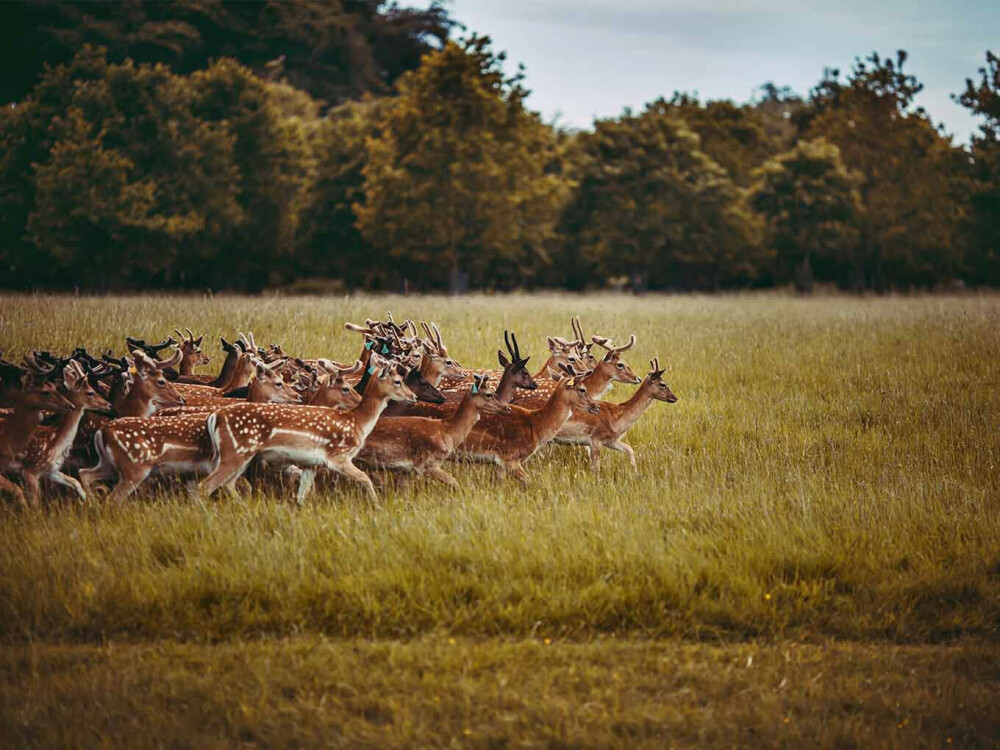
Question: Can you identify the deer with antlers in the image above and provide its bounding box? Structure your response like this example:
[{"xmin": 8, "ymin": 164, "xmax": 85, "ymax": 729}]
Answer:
[
  {"xmin": 554, "ymin": 358, "xmax": 677, "ymax": 469},
  {"xmin": 198, "ymin": 355, "xmax": 417, "ymax": 502},
  {"xmin": 12, "ymin": 361, "xmax": 112, "ymax": 503},
  {"xmin": 356, "ymin": 374, "xmax": 511, "ymax": 487},
  {"xmin": 80, "ymin": 357, "xmax": 307, "ymax": 499},
  {"xmin": 402, "ymin": 330, "xmax": 537, "ymax": 417},
  {"xmin": 456, "ymin": 363, "xmax": 600, "ymax": 484},
  {"xmin": 513, "ymin": 334, "xmax": 640, "ymax": 408}
]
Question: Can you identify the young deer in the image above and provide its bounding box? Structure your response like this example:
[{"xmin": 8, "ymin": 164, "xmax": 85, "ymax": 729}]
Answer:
[
  {"xmin": 0, "ymin": 361, "xmax": 75, "ymax": 504},
  {"xmin": 457, "ymin": 364, "xmax": 600, "ymax": 484},
  {"xmin": 513, "ymin": 335, "xmax": 639, "ymax": 408},
  {"xmin": 198, "ymin": 356, "xmax": 417, "ymax": 502},
  {"xmin": 15, "ymin": 361, "xmax": 111, "ymax": 503},
  {"xmin": 356, "ymin": 374, "xmax": 511, "ymax": 487},
  {"xmin": 554, "ymin": 358, "xmax": 677, "ymax": 469},
  {"xmin": 81, "ymin": 358, "xmax": 304, "ymax": 499}
]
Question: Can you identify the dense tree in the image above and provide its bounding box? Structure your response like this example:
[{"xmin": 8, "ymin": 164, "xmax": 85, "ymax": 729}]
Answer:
[
  {"xmin": 657, "ymin": 94, "xmax": 776, "ymax": 185},
  {"xmin": 356, "ymin": 36, "xmax": 570, "ymax": 290},
  {"xmin": 0, "ymin": 46, "xmax": 317, "ymax": 289},
  {"xmin": 801, "ymin": 51, "xmax": 965, "ymax": 288},
  {"xmin": 0, "ymin": 1, "xmax": 453, "ymax": 107},
  {"xmin": 562, "ymin": 104, "xmax": 760, "ymax": 289},
  {"xmin": 748, "ymin": 139, "xmax": 861, "ymax": 291},
  {"xmin": 956, "ymin": 51, "xmax": 1000, "ymax": 285}
]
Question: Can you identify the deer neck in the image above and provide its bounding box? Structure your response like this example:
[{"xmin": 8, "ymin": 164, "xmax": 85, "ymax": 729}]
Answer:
[
  {"xmin": 208, "ymin": 350, "xmax": 238, "ymax": 388},
  {"xmin": 351, "ymin": 387, "xmax": 392, "ymax": 438},
  {"xmin": 583, "ymin": 363, "xmax": 614, "ymax": 398},
  {"xmin": 495, "ymin": 368, "xmax": 522, "ymax": 403},
  {"xmin": 47, "ymin": 405, "xmax": 87, "ymax": 458},
  {"xmin": 179, "ymin": 354, "xmax": 196, "ymax": 377},
  {"xmin": 443, "ymin": 394, "xmax": 482, "ymax": 443},
  {"xmin": 116, "ymin": 392, "xmax": 156, "ymax": 418},
  {"xmin": 613, "ymin": 387, "xmax": 655, "ymax": 433},
  {"xmin": 529, "ymin": 388, "xmax": 575, "ymax": 445},
  {"xmin": 419, "ymin": 357, "xmax": 445, "ymax": 387}
]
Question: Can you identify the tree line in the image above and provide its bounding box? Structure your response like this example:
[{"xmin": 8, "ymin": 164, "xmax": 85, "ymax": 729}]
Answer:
[{"xmin": 0, "ymin": 2, "xmax": 997, "ymax": 292}]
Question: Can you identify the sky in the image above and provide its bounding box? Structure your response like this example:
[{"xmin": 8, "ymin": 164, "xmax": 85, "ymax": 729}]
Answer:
[{"xmin": 446, "ymin": 0, "xmax": 998, "ymax": 142}]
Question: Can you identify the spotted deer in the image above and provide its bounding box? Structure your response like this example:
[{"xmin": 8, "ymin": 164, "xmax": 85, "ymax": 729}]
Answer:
[
  {"xmin": 356, "ymin": 374, "xmax": 511, "ymax": 487},
  {"xmin": 14, "ymin": 361, "xmax": 111, "ymax": 503},
  {"xmin": 80, "ymin": 358, "xmax": 304, "ymax": 499},
  {"xmin": 0, "ymin": 360, "xmax": 75, "ymax": 505},
  {"xmin": 456, "ymin": 363, "xmax": 601, "ymax": 484},
  {"xmin": 554, "ymin": 358, "xmax": 677, "ymax": 469},
  {"xmin": 198, "ymin": 356, "xmax": 417, "ymax": 502}
]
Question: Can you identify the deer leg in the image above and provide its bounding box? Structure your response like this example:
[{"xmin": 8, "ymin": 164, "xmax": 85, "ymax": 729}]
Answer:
[
  {"xmin": 21, "ymin": 472, "xmax": 42, "ymax": 507},
  {"xmin": 503, "ymin": 461, "xmax": 529, "ymax": 485},
  {"xmin": 107, "ymin": 465, "xmax": 153, "ymax": 501},
  {"xmin": 0, "ymin": 474, "xmax": 27, "ymax": 507},
  {"xmin": 425, "ymin": 464, "xmax": 460, "ymax": 489},
  {"xmin": 295, "ymin": 468, "xmax": 316, "ymax": 504},
  {"xmin": 199, "ymin": 454, "xmax": 252, "ymax": 498},
  {"xmin": 46, "ymin": 471, "xmax": 87, "ymax": 502},
  {"xmin": 588, "ymin": 439, "xmax": 603, "ymax": 471},
  {"xmin": 329, "ymin": 457, "xmax": 377, "ymax": 501},
  {"xmin": 606, "ymin": 440, "xmax": 637, "ymax": 469}
]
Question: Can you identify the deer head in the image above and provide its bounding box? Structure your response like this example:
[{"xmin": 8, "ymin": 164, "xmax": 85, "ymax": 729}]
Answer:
[
  {"xmin": 173, "ymin": 328, "xmax": 210, "ymax": 373},
  {"xmin": 498, "ymin": 330, "xmax": 537, "ymax": 391},
  {"xmin": 419, "ymin": 321, "xmax": 462, "ymax": 384},
  {"xmin": 61, "ymin": 360, "xmax": 112, "ymax": 412},
  {"xmin": 556, "ymin": 363, "xmax": 601, "ymax": 414},
  {"xmin": 468, "ymin": 374, "xmax": 512, "ymax": 415},
  {"xmin": 591, "ymin": 334, "xmax": 641, "ymax": 384},
  {"xmin": 644, "ymin": 358, "xmax": 678, "ymax": 403},
  {"xmin": 247, "ymin": 358, "xmax": 302, "ymax": 404}
]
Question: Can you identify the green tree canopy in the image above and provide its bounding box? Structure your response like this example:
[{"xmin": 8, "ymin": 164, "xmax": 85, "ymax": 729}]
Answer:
[
  {"xmin": 748, "ymin": 139, "xmax": 861, "ymax": 290},
  {"xmin": 356, "ymin": 36, "xmax": 570, "ymax": 290},
  {"xmin": 0, "ymin": 0, "xmax": 454, "ymax": 107},
  {"xmin": 560, "ymin": 103, "xmax": 760, "ymax": 289}
]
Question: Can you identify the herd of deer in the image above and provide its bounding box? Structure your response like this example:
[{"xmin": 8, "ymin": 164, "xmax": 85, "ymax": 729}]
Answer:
[{"xmin": 0, "ymin": 316, "xmax": 677, "ymax": 505}]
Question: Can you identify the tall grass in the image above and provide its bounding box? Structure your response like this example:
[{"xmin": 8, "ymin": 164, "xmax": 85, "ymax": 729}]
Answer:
[{"xmin": 0, "ymin": 293, "xmax": 998, "ymax": 642}]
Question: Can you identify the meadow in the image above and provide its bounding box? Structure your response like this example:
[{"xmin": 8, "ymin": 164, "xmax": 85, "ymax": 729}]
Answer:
[{"xmin": 1, "ymin": 292, "xmax": 998, "ymax": 747}]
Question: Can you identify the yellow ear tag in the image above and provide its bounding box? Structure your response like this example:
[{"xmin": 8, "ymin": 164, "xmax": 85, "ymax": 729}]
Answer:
[{"xmin": 128, "ymin": 366, "xmax": 138, "ymax": 375}]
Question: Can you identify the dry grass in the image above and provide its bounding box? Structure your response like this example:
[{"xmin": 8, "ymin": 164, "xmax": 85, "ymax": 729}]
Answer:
[{"xmin": 1, "ymin": 292, "xmax": 999, "ymax": 745}]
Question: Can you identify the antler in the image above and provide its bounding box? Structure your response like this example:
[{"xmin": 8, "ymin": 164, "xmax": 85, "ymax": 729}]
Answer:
[{"xmin": 572, "ymin": 316, "xmax": 586, "ymax": 344}]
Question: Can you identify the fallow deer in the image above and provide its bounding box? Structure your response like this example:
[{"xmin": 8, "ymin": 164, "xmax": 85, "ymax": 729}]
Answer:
[
  {"xmin": 356, "ymin": 374, "xmax": 511, "ymax": 487},
  {"xmin": 553, "ymin": 358, "xmax": 677, "ymax": 469},
  {"xmin": 0, "ymin": 360, "xmax": 75, "ymax": 505},
  {"xmin": 198, "ymin": 356, "xmax": 417, "ymax": 502},
  {"xmin": 14, "ymin": 361, "xmax": 112, "ymax": 503},
  {"xmin": 80, "ymin": 358, "xmax": 304, "ymax": 499},
  {"xmin": 456, "ymin": 363, "xmax": 600, "ymax": 484}
]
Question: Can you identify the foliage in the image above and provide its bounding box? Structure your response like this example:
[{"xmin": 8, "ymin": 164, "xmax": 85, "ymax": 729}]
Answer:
[
  {"xmin": 800, "ymin": 51, "xmax": 966, "ymax": 289},
  {"xmin": 0, "ymin": 46, "xmax": 317, "ymax": 290},
  {"xmin": 356, "ymin": 36, "xmax": 570, "ymax": 290},
  {"xmin": 748, "ymin": 139, "xmax": 861, "ymax": 290},
  {"xmin": 562, "ymin": 103, "xmax": 760, "ymax": 289},
  {"xmin": 956, "ymin": 51, "xmax": 1000, "ymax": 285},
  {"xmin": 0, "ymin": 0, "xmax": 454, "ymax": 106}
]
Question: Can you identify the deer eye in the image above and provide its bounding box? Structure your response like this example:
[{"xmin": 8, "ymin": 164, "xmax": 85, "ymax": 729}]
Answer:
[
  {"xmin": 394, "ymin": 380, "xmax": 402, "ymax": 386},
  {"xmin": 617, "ymin": 363, "xmax": 624, "ymax": 369},
  {"xmin": 578, "ymin": 387, "xmax": 586, "ymax": 393},
  {"xmin": 275, "ymin": 382, "xmax": 283, "ymax": 388},
  {"xmin": 485, "ymin": 393, "xmax": 493, "ymax": 399},
  {"xmin": 157, "ymin": 379, "xmax": 166, "ymax": 387}
]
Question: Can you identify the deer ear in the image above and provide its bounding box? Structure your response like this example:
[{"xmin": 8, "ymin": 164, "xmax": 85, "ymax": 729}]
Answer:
[
  {"xmin": 497, "ymin": 350, "xmax": 510, "ymax": 367},
  {"xmin": 194, "ymin": 336, "xmax": 203, "ymax": 347},
  {"xmin": 547, "ymin": 337, "xmax": 559, "ymax": 354}
]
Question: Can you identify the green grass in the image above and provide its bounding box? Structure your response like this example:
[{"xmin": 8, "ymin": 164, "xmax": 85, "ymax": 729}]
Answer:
[{"xmin": 1, "ymin": 292, "xmax": 999, "ymax": 745}]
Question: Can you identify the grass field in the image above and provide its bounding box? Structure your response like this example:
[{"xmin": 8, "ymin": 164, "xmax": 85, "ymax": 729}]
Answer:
[{"xmin": 1, "ymin": 292, "xmax": 999, "ymax": 746}]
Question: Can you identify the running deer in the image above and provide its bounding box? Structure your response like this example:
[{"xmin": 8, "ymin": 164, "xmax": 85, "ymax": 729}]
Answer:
[
  {"xmin": 554, "ymin": 358, "xmax": 677, "ymax": 469},
  {"xmin": 457, "ymin": 363, "xmax": 600, "ymax": 484},
  {"xmin": 382, "ymin": 321, "xmax": 463, "ymax": 416},
  {"xmin": 513, "ymin": 335, "xmax": 639, "ymax": 408},
  {"xmin": 15, "ymin": 361, "xmax": 112, "ymax": 503},
  {"xmin": 80, "ymin": 358, "xmax": 306, "ymax": 499},
  {"xmin": 356, "ymin": 374, "xmax": 511, "ymax": 487},
  {"xmin": 401, "ymin": 330, "xmax": 537, "ymax": 417},
  {"xmin": 0, "ymin": 360, "xmax": 74, "ymax": 505},
  {"xmin": 198, "ymin": 356, "xmax": 417, "ymax": 502},
  {"xmin": 171, "ymin": 328, "xmax": 211, "ymax": 379}
]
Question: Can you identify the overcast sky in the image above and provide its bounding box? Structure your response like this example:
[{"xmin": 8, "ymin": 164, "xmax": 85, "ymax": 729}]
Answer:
[{"xmin": 446, "ymin": 0, "xmax": 997, "ymax": 142}]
